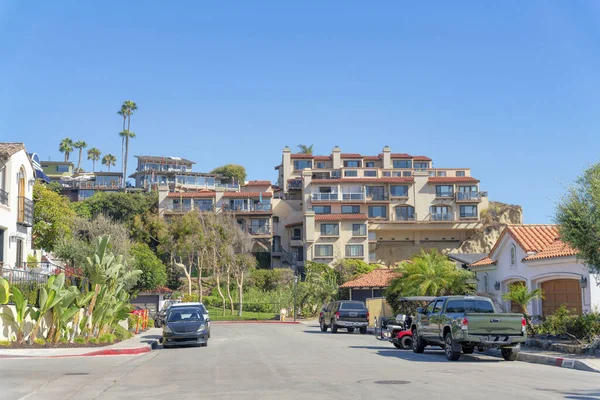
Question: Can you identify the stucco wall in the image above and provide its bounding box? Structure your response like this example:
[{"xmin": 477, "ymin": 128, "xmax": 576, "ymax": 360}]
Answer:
[{"xmin": 0, "ymin": 304, "xmax": 53, "ymax": 341}]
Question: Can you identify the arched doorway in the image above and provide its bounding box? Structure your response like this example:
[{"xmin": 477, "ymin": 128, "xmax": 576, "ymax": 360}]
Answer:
[{"xmin": 541, "ymin": 279, "xmax": 582, "ymax": 316}]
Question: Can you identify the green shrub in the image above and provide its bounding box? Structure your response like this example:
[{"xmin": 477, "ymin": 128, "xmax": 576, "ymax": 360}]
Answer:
[
  {"xmin": 182, "ymin": 293, "xmax": 199, "ymax": 303},
  {"xmin": 0, "ymin": 340, "xmax": 11, "ymax": 347},
  {"xmin": 539, "ymin": 305, "xmax": 571, "ymax": 335},
  {"xmin": 147, "ymin": 318, "xmax": 155, "ymax": 328},
  {"xmin": 88, "ymin": 338, "xmax": 99, "ymax": 344},
  {"xmin": 114, "ymin": 325, "xmax": 132, "ymax": 340},
  {"xmin": 34, "ymin": 338, "xmax": 46, "ymax": 346},
  {"xmin": 538, "ymin": 306, "xmax": 600, "ymax": 341},
  {"xmin": 99, "ymin": 333, "xmax": 116, "ymax": 344},
  {"xmin": 73, "ymin": 337, "xmax": 86, "ymax": 344},
  {"xmin": 127, "ymin": 314, "xmax": 139, "ymax": 331},
  {"xmin": 59, "ymin": 338, "xmax": 68, "ymax": 344}
]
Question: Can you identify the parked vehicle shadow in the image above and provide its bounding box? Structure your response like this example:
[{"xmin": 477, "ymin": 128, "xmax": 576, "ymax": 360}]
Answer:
[
  {"xmin": 302, "ymin": 330, "xmax": 363, "ymax": 335},
  {"xmin": 537, "ymin": 389, "xmax": 600, "ymax": 400},
  {"xmin": 348, "ymin": 346, "xmax": 503, "ymax": 363}
]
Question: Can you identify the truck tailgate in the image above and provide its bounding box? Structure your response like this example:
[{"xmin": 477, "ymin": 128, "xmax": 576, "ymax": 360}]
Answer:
[
  {"xmin": 465, "ymin": 313, "xmax": 523, "ymax": 335},
  {"xmin": 338, "ymin": 310, "xmax": 368, "ymax": 322}
]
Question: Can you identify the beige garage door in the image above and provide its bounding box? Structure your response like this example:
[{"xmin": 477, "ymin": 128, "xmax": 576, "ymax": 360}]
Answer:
[{"xmin": 541, "ymin": 279, "xmax": 581, "ymax": 317}]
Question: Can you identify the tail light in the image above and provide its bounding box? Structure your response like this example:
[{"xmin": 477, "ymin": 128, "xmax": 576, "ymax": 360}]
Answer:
[
  {"xmin": 522, "ymin": 317, "xmax": 527, "ymax": 333},
  {"xmin": 461, "ymin": 317, "xmax": 468, "ymax": 330},
  {"xmin": 335, "ymin": 311, "xmax": 340, "ymax": 320},
  {"xmin": 366, "ymin": 311, "xmax": 370, "ymax": 320}
]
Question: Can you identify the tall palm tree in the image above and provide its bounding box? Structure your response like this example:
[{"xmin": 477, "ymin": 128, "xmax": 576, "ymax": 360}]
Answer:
[
  {"xmin": 121, "ymin": 129, "xmax": 136, "ymax": 188},
  {"xmin": 117, "ymin": 100, "xmax": 138, "ymax": 189},
  {"xmin": 73, "ymin": 141, "xmax": 87, "ymax": 172},
  {"xmin": 298, "ymin": 144, "xmax": 314, "ymax": 154},
  {"xmin": 502, "ymin": 284, "xmax": 544, "ymax": 334},
  {"xmin": 59, "ymin": 138, "xmax": 74, "ymax": 162},
  {"xmin": 87, "ymin": 147, "xmax": 101, "ymax": 172},
  {"xmin": 102, "ymin": 154, "xmax": 117, "ymax": 172}
]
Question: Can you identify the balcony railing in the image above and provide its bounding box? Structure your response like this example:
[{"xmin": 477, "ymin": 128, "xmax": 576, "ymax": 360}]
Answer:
[
  {"xmin": 165, "ymin": 204, "xmax": 193, "ymax": 212},
  {"xmin": 224, "ymin": 203, "xmax": 273, "ymax": 212},
  {"xmin": 342, "ymin": 193, "xmax": 365, "ymax": 201},
  {"xmin": 17, "ymin": 197, "xmax": 33, "ymax": 226},
  {"xmin": 248, "ymin": 225, "xmax": 272, "ymax": 235},
  {"xmin": 288, "ymin": 179, "xmax": 302, "ymax": 190},
  {"xmin": 311, "ymin": 193, "xmax": 339, "ymax": 201},
  {"xmin": 291, "ymin": 235, "xmax": 302, "ymax": 241},
  {"xmin": 62, "ymin": 181, "xmax": 120, "ymax": 189},
  {"xmin": 456, "ymin": 192, "xmax": 482, "ymax": 201},
  {"xmin": 435, "ymin": 192, "xmax": 454, "ymax": 199},
  {"xmin": 430, "ymin": 213, "xmax": 455, "ymax": 221},
  {"xmin": 393, "ymin": 213, "xmax": 417, "ymax": 222},
  {"xmin": 0, "ymin": 189, "xmax": 7, "ymax": 206},
  {"xmin": 459, "ymin": 213, "xmax": 478, "ymax": 219},
  {"xmin": 366, "ymin": 193, "xmax": 389, "ymax": 201}
]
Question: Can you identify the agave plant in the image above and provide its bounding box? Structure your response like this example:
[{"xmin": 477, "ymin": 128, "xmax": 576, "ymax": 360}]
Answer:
[
  {"xmin": 29, "ymin": 273, "xmax": 66, "ymax": 343},
  {"xmin": 0, "ymin": 287, "xmax": 31, "ymax": 344}
]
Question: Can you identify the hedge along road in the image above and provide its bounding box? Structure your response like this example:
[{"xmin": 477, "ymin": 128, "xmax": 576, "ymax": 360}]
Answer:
[{"xmin": 0, "ymin": 323, "xmax": 598, "ymax": 400}]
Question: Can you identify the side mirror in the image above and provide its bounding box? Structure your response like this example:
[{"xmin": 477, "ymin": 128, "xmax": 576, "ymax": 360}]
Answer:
[{"xmin": 416, "ymin": 307, "xmax": 424, "ymax": 314}]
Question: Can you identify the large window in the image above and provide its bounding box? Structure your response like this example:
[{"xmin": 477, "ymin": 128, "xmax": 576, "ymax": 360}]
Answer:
[
  {"xmin": 344, "ymin": 170, "xmax": 358, "ymax": 177},
  {"xmin": 313, "ymin": 205, "xmax": 331, "ymax": 214},
  {"xmin": 366, "ymin": 162, "xmax": 375, "ymax": 168},
  {"xmin": 342, "ymin": 205, "xmax": 360, "ymax": 214},
  {"xmin": 430, "ymin": 206, "xmax": 452, "ymax": 221},
  {"xmin": 437, "ymin": 171, "xmax": 447, "ymax": 177},
  {"xmin": 395, "ymin": 206, "xmax": 415, "ymax": 221},
  {"xmin": 364, "ymin": 170, "xmax": 377, "ymax": 177},
  {"xmin": 345, "ymin": 245, "xmax": 364, "ymax": 257},
  {"xmin": 320, "ymin": 223, "xmax": 339, "ymax": 236},
  {"xmin": 414, "ymin": 162, "xmax": 429, "ymax": 170},
  {"xmin": 194, "ymin": 199, "xmax": 213, "ymax": 211},
  {"xmin": 459, "ymin": 205, "xmax": 477, "ymax": 218},
  {"xmin": 344, "ymin": 160, "xmax": 361, "ymax": 168},
  {"xmin": 78, "ymin": 189, "xmax": 95, "ymax": 200},
  {"xmin": 292, "ymin": 228, "xmax": 302, "ymax": 240},
  {"xmin": 352, "ymin": 224, "xmax": 367, "ymax": 236},
  {"xmin": 293, "ymin": 160, "xmax": 312, "ymax": 170},
  {"xmin": 456, "ymin": 171, "xmax": 466, "ymax": 177},
  {"xmin": 56, "ymin": 165, "xmax": 70, "ymax": 173},
  {"xmin": 316, "ymin": 162, "xmax": 325, "ymax": 169},
  {"xmin": 366, "ymin": 186, "xmax": 385, "ymax": 200},
  {"xmin": 368, "ymin": 205, "xmax": 387, "ymax": 218},
  {"xmin": 390, "ymin": 185, "xmax": 408, "ymax": 197},
  {"xmin": 436, "ymin": 185, "xmax": 454, "ymax": 197},
  {"xmin": 315, "ymin": 245, "xmax": 334, "ymax": 258},
  {"xmin": 393, "ymin": 160, "xmax": 412, "ymax": 169}
]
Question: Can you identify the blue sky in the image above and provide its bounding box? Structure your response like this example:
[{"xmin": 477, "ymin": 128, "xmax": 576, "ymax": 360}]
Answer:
[{"xmin": 1, "ymin": 1, "xmax": 599, "ymax": 223}]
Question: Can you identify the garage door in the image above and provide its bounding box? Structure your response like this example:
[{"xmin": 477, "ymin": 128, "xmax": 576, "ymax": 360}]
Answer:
[
  {"xmin": 541, "ymin": 279, "xmax": 581, "ymax": 316},
  {"xmin": 131, "ymin": 295, "xmax": 159, "ymax": 314}
]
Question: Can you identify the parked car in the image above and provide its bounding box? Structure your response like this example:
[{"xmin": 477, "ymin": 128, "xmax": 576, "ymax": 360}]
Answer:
[
  {"xmin": 168, "ymin": 302, "xmax": 211, "ymax": 338},
  {"xmin": 162, "ymin": 305, "xmax": 209, "ymax": 348},
  {"xmin": 154, "ymin": 299, "xmax": 181, "ymax": 328},
  {"xmin": 411, "ymin": 295, "xmax": 526, "ymax": 361},
  {"xmin": 320, "ymin": 301, "xmax": 369, "ymax": 334}
]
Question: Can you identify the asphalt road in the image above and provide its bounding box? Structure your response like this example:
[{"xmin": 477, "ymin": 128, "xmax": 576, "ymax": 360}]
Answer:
[{"xmin": 1, "ymin": 323, "xmax": 599, "ymax": 400}]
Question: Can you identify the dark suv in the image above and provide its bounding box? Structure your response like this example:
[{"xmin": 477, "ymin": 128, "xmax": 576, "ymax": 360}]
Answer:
[{"xmin": 319, "ymin": 301, "xmax": 369, "ymax": 334}]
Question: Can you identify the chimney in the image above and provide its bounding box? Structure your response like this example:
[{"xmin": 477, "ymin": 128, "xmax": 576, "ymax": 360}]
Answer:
[
  {"xmin": 282, "ymin": 146, "xmax": 291, "ymax": 192},
  {"xmin": 332, "ymin": 145, "xmax": 341, "ymax": 169},
  {"xmin": 382, "ymin": 145, "xmax": 391, "ymax": 169},
  {"xmin": 157, "ymin": 185, "xmax": 169, "ymax": 217}
]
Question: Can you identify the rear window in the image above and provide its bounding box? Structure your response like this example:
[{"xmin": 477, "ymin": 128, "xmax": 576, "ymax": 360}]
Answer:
[
  {"xmin": 340, "ymin": 302, "xmax": 366, "ymax": 310},
  {"xmin": 167, "ymin": 308, "xmax": 204, "ymax": 322},
  {"xmin": 445, "ymin": 299, "xmax": 495, "ymax": 313}
]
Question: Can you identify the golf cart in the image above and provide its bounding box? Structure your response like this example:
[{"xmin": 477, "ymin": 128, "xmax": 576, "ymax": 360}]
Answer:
[{"xmin": 374, "ymin": 296, "xmax": 434, "ymax": 349}]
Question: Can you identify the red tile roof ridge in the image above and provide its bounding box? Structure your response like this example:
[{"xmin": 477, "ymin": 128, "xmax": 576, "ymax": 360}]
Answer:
[{"xmin": 340, "ymin": 268, "xmax": 400, "ymax": 288}]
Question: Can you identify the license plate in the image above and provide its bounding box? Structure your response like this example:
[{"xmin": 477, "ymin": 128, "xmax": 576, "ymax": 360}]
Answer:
[{"xmin": 349, "ymin": 312, "xmax": 358, "ymax": 317}]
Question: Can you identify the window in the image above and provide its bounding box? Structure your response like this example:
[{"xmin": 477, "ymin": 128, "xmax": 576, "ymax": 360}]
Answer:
[
  {"xmin": 382, "ymin": 171, "xmax": 391, "ymax": 177},
  {"xmin": 293, "ymin": 160, "xmax": 312, "ymax": 170},
  {"xmin": 437, "ymin": 171, "xmax": 447, "ymax": 177},
  {"xmin": 78, "ymin": 189, "xmax": 95, "ymax": 200},
  {"xmin": 342, "ymin": 205, "xmax": 360, "ymax": 214},
  {"xmin": 445, "ymin": 300, "xmax": 495, "ymax": 313},
  {"xmin": 320, "ymin": 224, "xmax": 339, "ymax": 236},
  {"xmin": 292, "ymin": 228, "xmax": 302, "ymax": 240},
  {"xmin": 393, "ymin": 160, "xmax": 412, "ymax": 169},
  {"xmin": 368, "ymin": 205, "xmax": 387, "ymax": 218},
  {"xmin": 273, "ymin": 216, "xmax": 279, "ymax": 223},
  {"xmin": 458, "ymin": 185, "xmax": 477, "ymax": 193},
  {"xmin": 425, "ymin": 301, "xmax": 435, "ymax": 314},
  {"xmin": 392, "ymin": 171, "xmax": 402, "ymax": 177},
  {"xmin": 403, "ymin": 171, "xmax": 412, "ymax": 177},
  {"xmin": 366, "ymin": 162, "xmax": 375, "ymax": 168},
  {"xmin": 414, "ymin": 162, "xmax": 429, "ymax": 170},
  {"xmin": 344, "ymin": 170, "xmax": 358, "ymax": 177},
  {"xmin": 460, "ymin": 205, "xmax": 477, "ymax": 218},
  {"xmin": 340, "ymin": 302, "xmax": 366, "ymax": 310},
  {"xmin": 430, "ymin": 206, "xmax": 451, "ymax": 221},
  {"xmin": 364, "ymin": 170, "xmax": 377, "ymax": 177},
  {"xmin": 395, "ymin": 206, "xmax": 415, "ymax": 221},
  {"xmin": 510, "ymin": 244, "xmax": 516, "ymax": 266},
  {"xmin": 436, "ymin": 185, "xmax": 454, "ymax": 197},
  {"xmin": 390, "ymin": 185, "xmax": 408, "ymax": 197},
  {"xmin": 366, "ymin": 186, "xmax": 385, "ymax": 200},
  {"xmin": 456, "ymin": 171, "xmax": 466, "ymax": 177},
  {"xmin": 345, "ymin": 245, "xmax": 364, "ymax": 257},
  {"xmin": 315, "ymin": 245, "xmax": 334, "ymax": 257},
  {"xmin": 194, "ymin": 199, "xmax": 213, "ymax": 211},
  {"xmin": 316, "ymin": 162, "xmax": 325, "ymax": 169},
  {"xmin": 352, "ymin": 224, "xmax": 367, "ymax": 236},
  {"xmin": 313, "ymin": 205, "xmax": 331, "ymax": 214},
  {"xmin": 56, "ymin": 165, "xmax": 70, "ymax": 173},
  {"xmin": 433, "ymin": 300, "xmax": 444, "ymax": 313},
  {"xmin": 344, "ymin": 160, "xmax": 361, "ymax": 168}
]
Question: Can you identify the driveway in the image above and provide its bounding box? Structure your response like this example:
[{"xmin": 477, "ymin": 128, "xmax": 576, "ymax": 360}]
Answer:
[{"xmin": 0, "ymin": 323, "xmax": 598, "ymax": 399}]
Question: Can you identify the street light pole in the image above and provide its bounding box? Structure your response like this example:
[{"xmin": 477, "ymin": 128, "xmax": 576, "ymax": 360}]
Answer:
[{"xmin": 293, "ymin": 274, "xmax": 298, "ymax": 322}]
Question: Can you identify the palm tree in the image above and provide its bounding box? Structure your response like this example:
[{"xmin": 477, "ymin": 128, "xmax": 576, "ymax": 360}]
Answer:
[
  {"xmin": 59, "ymin": 138, "xmax": 74, "ymax": 162},
  {"xmin": 73, "ymin": 141, "xmax": 87, "ymax": 172},
  {"xmin": 502, "ymin": 284, "xmax": 544, "ymax": 334},
  {"xmin": 102, "ymin": 154, "xmax": 117, "ymax": 172},
  {"xmin": 298, "ymin": 144, "xmax": 314, "ymax": 154},
  {"xmin": 120, "ymin": 129, "xmax": 136, "ymax": 188},
  {"xmin": 87, "ymin": 148, "xmax": 101, "ymax": 172},
  {"xmin": 117, "ymin": 100, "xmax": 138, "ymax": 189}
]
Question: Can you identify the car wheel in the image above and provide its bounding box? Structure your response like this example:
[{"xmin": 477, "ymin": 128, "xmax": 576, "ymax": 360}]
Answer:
[
  {"xmin": 359, "ymin": 327, "xmax": 367, "ymax": 335},
  {"xmin": 347, "ymin": 328, "xmax": 355, "ymax": 333},
  {"xmin": 331, "ymin": 320, "xmax": 338, "ymax": 333},
  {"xmin": 393, "ymin": 342, "xmax": 403, "ymax": 349},
  {"xmin": 462, "ymin": 346, "xmax": 475, "ymax": 354},
  {"xmin": 320, "ymin": 319, "xmax": 328, "ymax": 332},
  {"xmin": 163, "ymin": 344, "xmax": 170, "ymax": 349},
  {"xmin": 208, "ymin": 329, "xmax": 211, "ymax": 338},
  {"xmin": 400, "ymin": 335, "xmax": 413, "ymax": 350},
  {"xmin": 201, "ymin": 343, "xmax": 208, "ymax": 348},
  {"xmin": 444, "ymin": 333, "xmax": 461, "ymax": 361},
  {"xmin": 412, "ymin": 330, "xmax": 425, "ymax": 353},
  {"xmin": 501, "ymin": 348, "xmax": 518, "ymax": 361}
]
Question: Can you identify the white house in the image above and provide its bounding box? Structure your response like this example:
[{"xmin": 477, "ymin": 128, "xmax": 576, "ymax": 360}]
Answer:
[
  {"xmin": 0, "ymin": 143, "xmax": 34, "ymax": 270},
  {"xmin": 469, "ymin": 225, "xmax": 600, "ymax": 317}
]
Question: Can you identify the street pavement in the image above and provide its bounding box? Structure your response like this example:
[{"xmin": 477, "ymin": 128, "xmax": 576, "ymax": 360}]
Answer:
[{"xmin": 1, "ymin": 323, "xmax": 599, "ymax": 400}]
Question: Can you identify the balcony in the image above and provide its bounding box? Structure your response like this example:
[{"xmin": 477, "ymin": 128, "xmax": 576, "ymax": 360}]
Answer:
[
  {"xmin": 435, "ymin": 192, "xmax": 454, "ymax": 199},
  {"xmin": 17, "ymin": 197, "xmax": 33, "ymax": 226},
  {"xmin": 429, "ymin": 213, "xmax": 455, "ymax": 222},
  {"xmin": 392, "ymin": 213, "xmax": 417, "ymax": 222},
  {"xmin": 288, "ymin": 179, "xmax": 302, "ymax": 190},
  {"xmin": 311, "ymin": 193, "xmax": 339, "ymax": 201},
  {"xmin": 248, "ymin": 224, "xmax": 272, "ymax": 236},
  {"xmin": 62, "ymin": 181, "xmax": 120, "ymax": 189},
  {"xmin": 224, "ymin": 203, "xmax": 273, "ymax": 213},
  {"xmin": 456, "ymin": 192, "xmax": 482, "ymax": 202},
  {"xmin": 342, "ymin": 193, "xmax": 365, "ymax": 201},
  {"xmin": 459, "ymin": 212, "xmax": 479, "ymax": 220},
  {"xmin": 164, "ymin": 204, "xmax": 193, "ymax": 213},
  {"xmin": 366, "ymin": 193, "xmax": 389, "ymax": 201},
  {"xmin": 0, "ymin": 189, "xmax": 7, "ymax": 206}
]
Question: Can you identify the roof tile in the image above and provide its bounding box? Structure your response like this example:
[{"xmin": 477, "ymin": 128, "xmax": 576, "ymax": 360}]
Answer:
[
  {"xmin": 506, "ymin": 225, "xmax": 560, "ymax": 253},
  {"xmin": 340, "ymin": 269, "xmax": 399, "ymax": 288},
  {"xmin": 523, "ymin": 240, "xmax": 577, "ymax": 261},
  {"xmin": 340, "ymin": 153, "xmax": 362, "ymax": 158},
  {"xmin": 469, "ymin": 257, "xmax": 496, "ymax": 267},
  {"xmin": 243, "ymin": 180, "xmax": 272, "ymax": 186},
  {"xmin": 167, "ymin": 190, "xmax": 216, "ymax": 199},
  {"xmin": 222, "ymin": 192, "xmax": 273, "ymax": 198},
  {"xmin": 0, "ymin": 143, "xmax": 25, "ymax": 160},
  {"xmin": 428, "ymin": 177, "xmax": 480, "ymax": 183}
]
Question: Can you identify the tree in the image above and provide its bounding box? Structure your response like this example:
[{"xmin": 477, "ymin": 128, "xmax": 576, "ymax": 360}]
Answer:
[
  {"xmin": 556, "ymin": 163, "xmax": 600, "ymax": 274},
  {"xmin": 119, "ymin": 130, "xmax": 136, "ymax": 187},
  {"xmin": 118, "ymin": 100, "xmax": 138, "ymax": 189},
  {"xmin": 59, "ymin": 137, "xmax": 74, "ymax": 162},
  {"xmin": 32, "ymin": 182, "xmax": 75, "ymax": 251},
  {"xmin": 332, "ymin": 259, "xmax": 376, "ymax": 286},
  {"xmin": 102, "ymin": 154, "xmax": 117, "ymax": 172},
  {"xmin": 385, "ymin": 249, "xmax": 475, "ymax": 297},
  {"xmin": 297, "ymin": 144, "xmax": 314, "ymax": 154},
  {"xmin": 210, "ymin": 164, "xmax": 247, "ymax": 184},
  {"xmin": 502, "ymin": 284, "xmax": 543, "ymax": 334},
  {"xmin": 84, "ymin": 191, "xmax": 157, "ymax": 223},
  {"xmin": 232, "ymin": 225, "xmax": 257, "ymax": 316},
  {"xmin": 131, "ymin": 242, "xmax": 167, "ymax": 292},
  {"xmin": 73, "ymin": 141, "xmax": 87, "ymax": 171},
  {"xmin": 87, "ymin": 147, "xmax": 101, "ymax": 172}
]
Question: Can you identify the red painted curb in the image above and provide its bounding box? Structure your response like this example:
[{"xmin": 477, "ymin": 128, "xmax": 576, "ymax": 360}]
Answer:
[
  {"xmin": 0, "ymin": 345, "xmax": 152, "ymax": 359},
  {"xmin": 212, "ymin": 321, "xmax": 301, "ymax": 325}
]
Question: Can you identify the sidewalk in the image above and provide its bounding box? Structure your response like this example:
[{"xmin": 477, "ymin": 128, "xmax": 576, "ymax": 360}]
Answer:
[
  {"xmin": 485, "ymin": 346, "xmax": 600, "ymax": 374},
  {"xmin": 0, "ymin": 328, "xmax": 162, "ymax": 359}
]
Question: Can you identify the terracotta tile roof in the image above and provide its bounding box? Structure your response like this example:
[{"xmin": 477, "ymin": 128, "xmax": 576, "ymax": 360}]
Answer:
[
  {"xmin": 314, "ymin": 156, "xmax": 331, "ymax": 161},
  {"xmin": 470, "ymin": 257, "xmax": 496, "ymax": 267},
  {"xmin": 290, "ymin": 154, "xmax": 314, "ymax": 159},
  {"xmin": 428, "ymin": 177, "xmax": 480, "ymax": 183},
  {"xmin": 505, "ymin": 225, "xmax": 560, "ymax": 253},
  {"xmin": 340, "ymin": 153, "xmax": 362, "ymax": 158},
  {"xmin": 243, "ymin": 180, "xmax": 272, "ymax": 186},
  {"xmin": 523, "ymin": 240, "xmax": 577, "ymax": 261},
  {"xmin": 413, "ymin": 155, "xmax": 432, "ymax": 161},
  {"xmin": 0, "ymin": 143, "xmax": 25, "ymax": 159},
  {"xmin": 167, "ymin": 190, "xmax": 216, "ymax": 198},
  {"xmin": 314, "ymin": 213, "xmax": 368, "ymax": 221},
  {"xmin": 390, "ymin": 153, "xmax": 412, "ymax": 158},
  {"xmin": 364, "ymin": 155, "xmax": 381, "ymax": 161},
  {"xmin": 312, "ymin": 177, "xmax": 414, "ymax": 184},
  {"xmin": 285, "ymin": 221, "xmax": 303, "ymax": 228},
  {"xmin": 340, "ymin": 268, "xmax": 399, "ymax": 288},
  {"xmin": 222, "ymin": 192, "xmax": 273, "ymax": 198}
]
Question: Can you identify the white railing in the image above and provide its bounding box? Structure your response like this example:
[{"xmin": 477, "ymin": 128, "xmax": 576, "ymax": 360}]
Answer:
[
  {"xmin": 456, "ymin": 192, "xmax": 481, "ymax": 201},
  {"xmin": 311, "ymin": 193, "xmax": 339, "ymax": 201},
  {"xmin": 342, "ymin": 193, "xmax": 365, "ymax": 201}
]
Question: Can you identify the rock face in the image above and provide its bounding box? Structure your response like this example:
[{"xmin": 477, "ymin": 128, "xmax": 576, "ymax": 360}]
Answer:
[{"xmin": 450, "ymin": 201, "xmax": 523, "ymax": 254}]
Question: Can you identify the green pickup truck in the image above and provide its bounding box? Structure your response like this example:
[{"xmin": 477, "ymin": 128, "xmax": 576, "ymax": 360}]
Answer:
[{"xmin": 411, "ymin": 295, "xmax": 526, "ymax": 361}]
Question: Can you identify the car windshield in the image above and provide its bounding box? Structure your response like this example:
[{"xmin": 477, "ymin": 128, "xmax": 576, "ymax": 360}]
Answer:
[
  {"xmin": 340, "ymin": 302, "xmax": 366, "ymax": 310},
  {"xmin": 445, "ymin": 299, "xmax": 495, "ymax": 313},
  {"xmin": 167, "ymin": 308, "xmax": 204, "ymax": 322}
]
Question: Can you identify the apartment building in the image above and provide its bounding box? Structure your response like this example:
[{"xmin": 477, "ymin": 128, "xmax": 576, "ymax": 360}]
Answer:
[
  {"xmin": 274, "ymin": 146, "xmax": 489, "ymax": 268},
  {"xmin": 60, "ymin": 171, "xmax": 123, "ymax": 202},
  {"xmin": 40, "ymin": 160, "xmax": 74, "ymax": 182},
  {"xmin": 0, "ymin": 143, "xmax": 34, "ymax": 270}
]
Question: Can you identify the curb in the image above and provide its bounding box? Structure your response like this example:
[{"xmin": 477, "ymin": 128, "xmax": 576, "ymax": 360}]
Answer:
[
  {"xmin": 212, "ymin": 320, "xmax": 300, "ymax": 325},
  {"xmin": 0, "ymin": 341, "xmax": 158, "ymax": 359},
  {"xmin": 486, "ymin": 349, "xmax": 600, "ymax": 373}
]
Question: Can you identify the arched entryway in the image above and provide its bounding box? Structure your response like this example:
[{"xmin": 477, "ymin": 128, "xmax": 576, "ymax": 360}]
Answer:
[{"xmin": 541, "ymin": 279, "xmax": 582, "ymax": 316}]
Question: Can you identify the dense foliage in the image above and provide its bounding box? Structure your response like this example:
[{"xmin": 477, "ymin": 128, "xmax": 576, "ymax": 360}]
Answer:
[
  {"xmin": 210, "ymin": 164, "xmax": 247, "ymax": 184},
  {"xmin": 130, "ymin": 242, "xmax": 167, "ymax": 292},
  {"xmin": 537, "ymin": 306, "xmax": 600, "ymax": 341},
  {"xmin": 32, "ymin": 182, "xmax": 76, "ymax": 251},
  {"xmin": 83, "ymin": 191, "xmax": 157, "ymax": 223}
]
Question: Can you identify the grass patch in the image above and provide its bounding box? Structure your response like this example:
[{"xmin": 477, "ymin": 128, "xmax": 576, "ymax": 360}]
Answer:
[
  {"xmin": 88, "ymin": 338, "xmax": 99, "ymax": 344},
  {"xmin": 99, "ymin": 333, "xmax": 116, "ymax": 344},
  {"xmin": 206, "ymin": 306, "xmax": 278, "ymax": 321},
  {"xmin": 115, "ymin": 325, "xmax": 133, "ymax": 340},
  {"xmin": 59, "ymin": 338, "xmax": 68, "ymax": 344},
  {"xmin": 73, "ymin": 337, "xmax": 86, "ymax": 344},
  {"xmin": 33, "ymin": 338, "xmax": 46, "ymax": 346}
]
